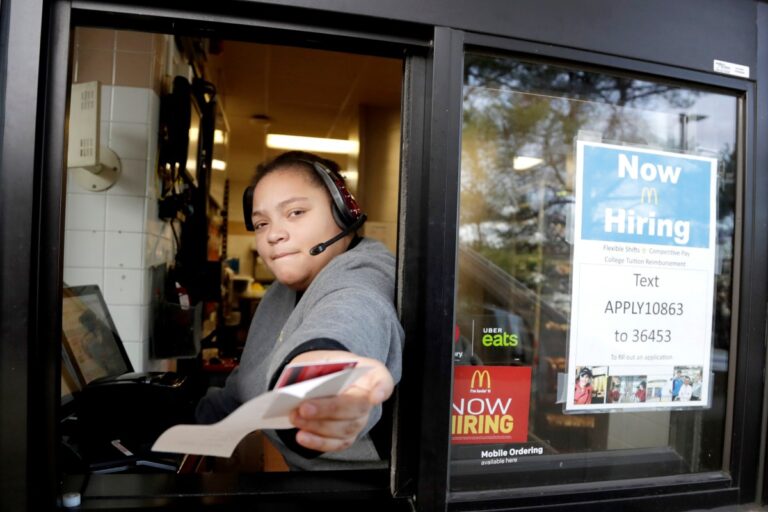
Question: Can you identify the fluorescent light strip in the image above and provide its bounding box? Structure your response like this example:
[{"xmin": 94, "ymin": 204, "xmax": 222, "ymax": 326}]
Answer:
[
  {"xmin": 513, "ymin": 156, "xmax": 544, "ymax": 171},
  {"xmin": 266, "ymin": 134, "xmax": 359, "ymax": 155}
]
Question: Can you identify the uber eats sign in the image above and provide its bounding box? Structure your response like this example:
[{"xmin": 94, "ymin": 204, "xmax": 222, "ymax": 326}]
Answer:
[
  {"xmin": 481, "ymin": 327, "xmax": 519, "ymax": 347},
  {"xmin": 467, "ymin": 315, "xmax": 527, "ymax": 364}
]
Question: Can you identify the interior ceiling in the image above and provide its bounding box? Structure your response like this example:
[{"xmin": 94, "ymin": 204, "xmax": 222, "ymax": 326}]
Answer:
[{"xmin": 207, "ymin": 40, "xmax": 403, "ymax": 183}]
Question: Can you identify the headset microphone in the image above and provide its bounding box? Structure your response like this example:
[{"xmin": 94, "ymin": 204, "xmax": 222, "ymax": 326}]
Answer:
[{"xmin": 309, "ymin": 214, "xmax": 367, "ymax": 256}]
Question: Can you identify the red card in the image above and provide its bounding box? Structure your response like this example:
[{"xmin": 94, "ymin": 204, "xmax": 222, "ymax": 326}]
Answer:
[{"xmin": 275, "ymin": 360, "xmax": 358, "ymax": 389}]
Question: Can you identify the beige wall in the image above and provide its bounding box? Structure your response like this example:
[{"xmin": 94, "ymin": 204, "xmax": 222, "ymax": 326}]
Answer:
[
  {"xmin": 64, "ymin": 28, "xmax": 180, "ymax": 372},
  {"xmin": 359, "ymin": 105, "xmax": 400, "ymax": 254},
  {"xmin": 74, "ymin": 28, "xmax": 166, "ymax": 95}
]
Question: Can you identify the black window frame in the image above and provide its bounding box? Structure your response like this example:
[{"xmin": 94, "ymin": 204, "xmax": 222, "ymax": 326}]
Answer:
[
  {"xmin": 434, "ymin": 29, "xmax": 765, "ymax": 511},
  {"xmin": 24, "ymin": 1, "xmax": 438, "ymax": 509},
  {"xmin": 1, "ymin": 1, "xmax": 766, "ymax": 512}
]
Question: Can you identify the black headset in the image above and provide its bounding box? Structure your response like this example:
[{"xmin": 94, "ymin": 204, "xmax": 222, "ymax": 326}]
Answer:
[{"xmin": 242, "ymin": 158, "xmax": 367, "ymax": 255}]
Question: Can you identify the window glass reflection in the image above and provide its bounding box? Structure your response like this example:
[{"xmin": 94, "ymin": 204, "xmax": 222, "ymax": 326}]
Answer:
[{"xmin": 453, "ymin": 54, "xmax": 737, "ymax": 491}]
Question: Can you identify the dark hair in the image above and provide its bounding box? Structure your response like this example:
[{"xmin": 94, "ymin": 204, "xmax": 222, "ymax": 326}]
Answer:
[
  {"xmin": 252, "ymin": 151, "xmax": 343, "ymax": 191},
  {"xmin": 578, "ymin": 367, "xmax": 593, "ymax": 379}
]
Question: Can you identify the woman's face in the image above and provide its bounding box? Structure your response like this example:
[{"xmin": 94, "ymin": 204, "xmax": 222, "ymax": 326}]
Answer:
[
  {"xmin": 579, "ymin": 374, "xmax": 591, "ymax": 387},
  {"xmin": 251, "ymin": 166, "xmax": 351, "ymax": 290}
]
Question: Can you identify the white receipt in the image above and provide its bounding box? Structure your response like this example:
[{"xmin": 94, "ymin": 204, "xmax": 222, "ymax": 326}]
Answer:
[{"xmin": 151, "ymin": 366, "xmax": 371, "ymax": 458}]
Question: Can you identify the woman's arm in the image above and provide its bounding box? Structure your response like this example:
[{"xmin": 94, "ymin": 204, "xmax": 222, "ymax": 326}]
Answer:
[{"xmin": 285, "ymin": 350, "xmax": 394, "ymax": 452}]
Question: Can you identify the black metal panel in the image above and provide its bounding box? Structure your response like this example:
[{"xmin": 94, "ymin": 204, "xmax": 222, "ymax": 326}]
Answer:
[
  {"xmin": 56, "ymin": 471, "xmax": 414, "ymax": 510},
  {"xmin": 32, "ymin": 1, "xmax": 72, "ymax": 510},
  {"xmin": 448, "ymin": 26, "xmax": 764, "ymax": 512},
  {"xmin": 449, "ymin": 472, "xmax": 734, "ymax": 511},
  {"xmin": 71, "ymin": 0, "xmax": 431, "ymax": 52},
  {"xmin": 392, "ymin": 52, "xmax": 429, "ymax": 498},
  {"xmin": 448, "ymin": 43, "xmax": 759, "ymax": 504},
  {"xmin": 226, "ymin": 0, "xmax": 757, "ymax": 75},
  {"xmin": 412, "ymin": 26, "xmax": 465, "ymax": 512},
  {"xmin": 47, "ymin": 2, "xmax": 429, "ymax": 509},
  {"xmin": 728, "ymin": 85, "xmax": 764, "ymax": 504},
  {"xmin": 450, "ymin": 485, "xmax": 738, "ymax": 512},
  {"xmin": 463, "ymin": 32, "xmax": 753, "ymax": 92},
  {"xmin": 65, "ymin": 470, "xmax": 414, "ymax": 510},
  {"xmin": 759, "ymin": 4, "xmax": 768, "ymax": 504},
  {"xmin": 6, "ymin": 1, "xmax": 765, "ymax": 511},
  {"xmin": 0, "ymin": 1, "xmax": 45, "ymax": 511}
]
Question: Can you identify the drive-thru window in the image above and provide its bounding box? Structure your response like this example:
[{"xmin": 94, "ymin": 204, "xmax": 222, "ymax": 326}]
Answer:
[{"xmin": 1, "ymin": 1, "xmax": 767, "ymax": 511}]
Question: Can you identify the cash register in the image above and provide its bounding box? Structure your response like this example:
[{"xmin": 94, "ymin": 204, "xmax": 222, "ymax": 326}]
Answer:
[{"xmin": 60, "ymin": 285, "xmax": 196, "ymax": 473}]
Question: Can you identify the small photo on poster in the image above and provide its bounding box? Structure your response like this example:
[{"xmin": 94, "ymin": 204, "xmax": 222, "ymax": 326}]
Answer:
[
  {"xmin": 605, "ymin": 374, "xmax": 648, "ymax": 403},
  {"xmin": 671, "ymin": 366, "xmax": 704, "ymax": 402},
  {"xmin": 642, "ymin": 373, "xmax": 672, "ymax": 403},
  {"xmin": 573, "ymin": 366, "xmax": 607, "ymax": 405}
]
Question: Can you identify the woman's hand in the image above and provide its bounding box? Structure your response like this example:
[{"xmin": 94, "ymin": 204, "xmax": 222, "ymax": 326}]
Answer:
[{"xmin": 286, "ymin": 350, "xmax": 394, "ymax": 452}]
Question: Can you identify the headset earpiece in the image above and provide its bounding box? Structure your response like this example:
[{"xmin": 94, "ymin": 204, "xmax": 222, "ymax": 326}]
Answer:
[
  {"xmin": 304, "ymin": 160, "xmax": 364, "ymax": 229},
  {"xmin": 329, "ymin": 204, "xmax": 345, "ymax": 229},
  {"xmin": 243, "ymin": 185, "xmax": 255, "ymax": 231},
  {"xmin": 242, "ymin": 157, "xmax": 366, "ymax": 233}
]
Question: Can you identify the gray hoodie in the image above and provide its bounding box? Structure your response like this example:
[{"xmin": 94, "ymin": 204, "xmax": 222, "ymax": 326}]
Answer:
[{"xmin": 196, "ymin": 237, "xmax": 404, "ymax": 470}]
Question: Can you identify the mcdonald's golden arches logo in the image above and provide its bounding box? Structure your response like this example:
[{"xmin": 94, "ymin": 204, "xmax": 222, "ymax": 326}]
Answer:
[
  {"xmin": 640, "ymin": 187, "xmax": 659, "ymax": 205},
  {"xmin": 470, "ymin": 369, "xmax": 492, "ymax": 390}
]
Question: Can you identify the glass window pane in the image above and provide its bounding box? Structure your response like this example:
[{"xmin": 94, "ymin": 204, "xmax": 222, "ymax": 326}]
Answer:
[{"xmin": 452, "ymin": 53, "xmax": 738, "ymax": 492}]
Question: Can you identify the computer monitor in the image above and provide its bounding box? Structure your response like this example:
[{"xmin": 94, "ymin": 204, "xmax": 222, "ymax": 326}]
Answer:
[{"xmin": 61, "ymin": 284, "xmax": 133, "ymax": 388}]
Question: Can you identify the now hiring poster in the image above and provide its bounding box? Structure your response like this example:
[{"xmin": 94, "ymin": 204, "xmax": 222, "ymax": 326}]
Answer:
[{"xmin": 566, "ymin": 141, "xmax": 718, "ymax": 412}]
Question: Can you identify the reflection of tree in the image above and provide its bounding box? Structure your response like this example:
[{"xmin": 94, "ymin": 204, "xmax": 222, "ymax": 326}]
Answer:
[
  {"xmin": 460, "ymin": 56, "xmax": 710, "ymax": 326},
  {"xmin": 714, "ymin": 145, "xmax": 736, "ymax": 349},
  {"xmin": 457, "ymin": 53, "xmax": 738, "ymax": 461}
]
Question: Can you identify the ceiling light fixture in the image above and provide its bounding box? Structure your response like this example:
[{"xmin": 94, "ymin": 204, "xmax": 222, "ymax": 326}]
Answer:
[
  {"xmin": 212, "ymin": 159, "xmax": 227, "ymax": 171},
  {"xmin": 513, "ymin": 156, "xmax": 544, "ymax": 171},
  {"xmin": 266, "ymin": 134, "xmax": 359, "ymax": 155}
]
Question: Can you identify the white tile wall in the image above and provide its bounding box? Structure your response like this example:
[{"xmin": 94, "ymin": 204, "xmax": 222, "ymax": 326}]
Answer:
[
  {"xmin": 100, "ymin": 85, "xmax": 113, "ymax": 122},
  {"xmin": 122, "ymin": 340, "xmax": 145, "ymax": 372},
  {"xmin": 63, "ymin": 85, "xmax": 166, "ymax": 373},
  {"xmin": 106, "ymin": 195, "xmax": 145, "ymax": 232},
  {"xmin": 104, "ymin": 268, "xmax": 144, "ymax": 305},
  {"xmin": 148, "ymin": 92, "xmax": 160, "ymax": 155},
  {"xmin": 64, "ymin": 230, "xmax": 105, "ymax": 268},
  {"xmin": 65, "ymin": 193, "xmax": 106, "ymax": 230},
  {"xmin": 109, "ymin": 304, "xmax": 143, "ymax": 343},
  {"xmin": 63, "ymin": 267, "xmax": 104, "ymax": 289},
  {"xmin": 105, "ymin": 231, "xmax": 144, "ymax": 269},
  {"xmin": 110, "ymin": 122, "xmax": 148, "ymax": 160},
  {"xmin": 108, "ymin": 158, "xmax": 146, "ymax": 197},
  {"xmin": 112, "ymin": 87, "xmax": 149, "ymax": 124}
]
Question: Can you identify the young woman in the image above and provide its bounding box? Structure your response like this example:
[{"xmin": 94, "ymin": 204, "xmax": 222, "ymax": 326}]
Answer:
[
  {"xmin": 573, "ymin": 367, "xmax": 593, "ymax": 405},
  {"xmin": 196, "ymin": 151, "xmax": 404, "ymax": 470}
]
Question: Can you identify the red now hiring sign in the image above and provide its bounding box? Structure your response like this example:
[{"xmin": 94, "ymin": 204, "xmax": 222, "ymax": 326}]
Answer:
[{"xmin": 451, "ymin": 366, "xmax": 532, "ymax": 445}]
